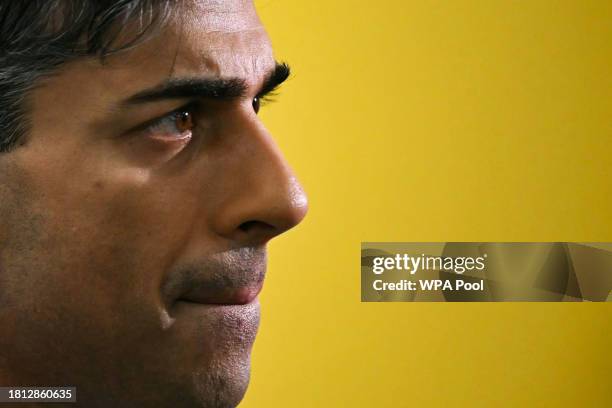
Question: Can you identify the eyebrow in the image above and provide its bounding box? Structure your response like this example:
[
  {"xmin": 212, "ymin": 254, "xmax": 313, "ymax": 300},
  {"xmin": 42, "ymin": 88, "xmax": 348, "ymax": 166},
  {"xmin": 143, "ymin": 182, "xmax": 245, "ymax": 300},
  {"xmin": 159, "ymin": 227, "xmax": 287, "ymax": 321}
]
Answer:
[{"xmin": 123, "ymin": 62, "xmax": 291, "ymax": 105}]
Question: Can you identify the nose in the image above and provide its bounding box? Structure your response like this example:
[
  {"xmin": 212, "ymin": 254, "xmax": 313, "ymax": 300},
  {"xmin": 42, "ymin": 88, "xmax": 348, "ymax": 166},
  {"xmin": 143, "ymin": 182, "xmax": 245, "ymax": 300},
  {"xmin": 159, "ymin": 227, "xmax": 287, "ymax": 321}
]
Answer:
[{"xmin": 211, "ymin": 116, "xmax": 308, "ymax": 245}]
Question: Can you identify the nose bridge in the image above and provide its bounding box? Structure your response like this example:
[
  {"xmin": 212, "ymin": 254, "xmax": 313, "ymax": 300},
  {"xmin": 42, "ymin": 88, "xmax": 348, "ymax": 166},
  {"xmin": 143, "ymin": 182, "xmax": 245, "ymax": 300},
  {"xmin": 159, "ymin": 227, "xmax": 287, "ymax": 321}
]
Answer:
[{"xmin": 211, "ymin": 114, "xmax": 308, "ymax": 244}]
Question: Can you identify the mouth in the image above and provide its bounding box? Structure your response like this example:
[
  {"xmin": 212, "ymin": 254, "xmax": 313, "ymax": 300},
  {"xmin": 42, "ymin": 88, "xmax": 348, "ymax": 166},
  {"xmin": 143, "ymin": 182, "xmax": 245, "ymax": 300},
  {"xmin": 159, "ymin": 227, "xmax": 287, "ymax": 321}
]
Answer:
[
  {"xmin": 163, "ymin": 247, "xmax": 267, "ymax": 309},
  {"xmin": 176, "ymin": 284, "xmax": 263, "ymax": 306}
]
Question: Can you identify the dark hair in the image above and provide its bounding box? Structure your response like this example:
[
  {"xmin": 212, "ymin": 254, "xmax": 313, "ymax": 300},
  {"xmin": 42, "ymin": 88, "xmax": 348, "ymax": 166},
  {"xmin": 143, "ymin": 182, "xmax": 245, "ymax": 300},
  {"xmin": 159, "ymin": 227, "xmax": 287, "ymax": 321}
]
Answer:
[{"xmin": 0, "ymin": 0, "xmax": 175, "ymax": 152}]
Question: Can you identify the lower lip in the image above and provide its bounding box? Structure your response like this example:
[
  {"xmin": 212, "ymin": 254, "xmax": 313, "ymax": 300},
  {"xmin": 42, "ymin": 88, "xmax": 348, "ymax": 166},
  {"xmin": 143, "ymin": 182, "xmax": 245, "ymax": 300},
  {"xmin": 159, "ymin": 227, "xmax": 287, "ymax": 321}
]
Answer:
[
  {"xmin": 173, "ymin": 298, "xmax": 261, "ymax": 331},
  {"xmin": 167, "ymin": 299, "xmax": 261, "ymax": 355}
]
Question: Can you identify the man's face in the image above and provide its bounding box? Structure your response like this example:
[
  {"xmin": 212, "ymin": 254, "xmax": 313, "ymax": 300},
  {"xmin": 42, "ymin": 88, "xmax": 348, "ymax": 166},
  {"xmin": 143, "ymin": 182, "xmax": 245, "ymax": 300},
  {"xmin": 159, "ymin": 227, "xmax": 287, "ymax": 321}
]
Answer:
[{"xmin": 0, "ymin": 1, "xmax": 307, "ymax": 407}]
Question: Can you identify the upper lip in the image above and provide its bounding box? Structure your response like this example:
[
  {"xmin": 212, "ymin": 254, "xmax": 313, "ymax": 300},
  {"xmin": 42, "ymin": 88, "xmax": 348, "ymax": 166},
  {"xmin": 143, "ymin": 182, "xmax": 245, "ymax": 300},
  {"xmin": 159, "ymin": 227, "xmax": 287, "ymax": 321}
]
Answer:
[{"xmin": 162, "ymin": 248, "xmax": 267, "ymax": 307}]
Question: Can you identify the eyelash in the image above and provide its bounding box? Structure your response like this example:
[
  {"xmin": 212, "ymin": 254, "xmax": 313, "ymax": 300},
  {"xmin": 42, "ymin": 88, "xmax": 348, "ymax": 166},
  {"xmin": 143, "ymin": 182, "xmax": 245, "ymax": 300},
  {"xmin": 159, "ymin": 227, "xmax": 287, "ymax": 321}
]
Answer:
[
  {"xmin": 141, "ymin": 93, "xmax": 278, "ymax": 140},
  {"xmin": 253, "ymin": 92, "xmax": 278, "ymax": 113}
]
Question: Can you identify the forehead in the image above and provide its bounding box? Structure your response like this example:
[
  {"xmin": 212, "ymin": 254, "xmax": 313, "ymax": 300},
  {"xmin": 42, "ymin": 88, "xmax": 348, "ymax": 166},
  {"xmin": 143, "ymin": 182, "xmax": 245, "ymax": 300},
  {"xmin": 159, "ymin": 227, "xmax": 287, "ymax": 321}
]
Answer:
[
  {"xmin": 24, "ymin": 0, "xmax": 277, "ymax": 150},
  {"xmin": 53, "ymin": 0, "xmax": 274, "ymax": 97},
  {"xmin": 169, "ymin": 0, "xmax": 275, "ymax": 80}
]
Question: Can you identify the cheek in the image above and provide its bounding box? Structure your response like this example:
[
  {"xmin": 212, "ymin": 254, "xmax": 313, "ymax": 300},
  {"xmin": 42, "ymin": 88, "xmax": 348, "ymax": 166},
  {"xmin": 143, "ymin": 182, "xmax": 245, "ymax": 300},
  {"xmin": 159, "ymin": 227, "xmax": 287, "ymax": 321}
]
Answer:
[
  {"xmin": 121, "ymin": 134, "xmax": 193, "ymax": 168},
  {"xmin": 0, "ymin": 160, "xmax": 208, "ymax": 385},
  {"xmin": 10, "ymin": 163, "xmax": 199, "ymax": 308},
  {"xmin": 5, "ymin": 128, "xmax": 224, "ymax": 323}
]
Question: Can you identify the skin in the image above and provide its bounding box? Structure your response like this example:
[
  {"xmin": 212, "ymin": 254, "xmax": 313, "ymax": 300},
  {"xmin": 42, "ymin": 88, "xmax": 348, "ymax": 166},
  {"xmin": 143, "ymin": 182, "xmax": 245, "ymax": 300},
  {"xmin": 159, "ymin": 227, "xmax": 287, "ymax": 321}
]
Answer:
[{"xmin": 0, "ymin": 1, "xmax": 307, "ymax": 407}]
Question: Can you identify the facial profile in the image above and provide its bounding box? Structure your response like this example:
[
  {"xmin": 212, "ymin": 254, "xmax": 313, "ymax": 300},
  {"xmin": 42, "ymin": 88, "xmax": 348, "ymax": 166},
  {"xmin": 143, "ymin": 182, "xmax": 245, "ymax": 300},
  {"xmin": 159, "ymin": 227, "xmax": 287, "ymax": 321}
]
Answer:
[{"xmin": 0, "ymin": 1, "xmax": 307, "ymax": 407}]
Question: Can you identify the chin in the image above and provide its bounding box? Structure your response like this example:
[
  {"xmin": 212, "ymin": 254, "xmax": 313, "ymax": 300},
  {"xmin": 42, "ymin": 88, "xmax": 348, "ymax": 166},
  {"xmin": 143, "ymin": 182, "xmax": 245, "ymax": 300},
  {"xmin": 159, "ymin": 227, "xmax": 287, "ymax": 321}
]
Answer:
[
  {"xmin": 168, "ymin": 305, "xmax": 260, "ymax": 408},
  {"xmin": 188, "ymin": 358, "xmax": 252, "ymax": 408},
  {"xmin": 144, "ymin": 297, "xmax": 261, "ymax": 408}
]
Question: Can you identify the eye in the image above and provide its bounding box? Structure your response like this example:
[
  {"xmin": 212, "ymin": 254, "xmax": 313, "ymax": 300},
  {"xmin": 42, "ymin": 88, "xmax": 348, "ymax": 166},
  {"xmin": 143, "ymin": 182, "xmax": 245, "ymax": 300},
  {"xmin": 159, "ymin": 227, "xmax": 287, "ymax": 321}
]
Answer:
[
  {"xmin": 252, "ymin": 97, "xmax": 261, "ymax": 114},
  {"xmin": 144, "ymin": 106, "xmax": 195, "ymax": 141}
]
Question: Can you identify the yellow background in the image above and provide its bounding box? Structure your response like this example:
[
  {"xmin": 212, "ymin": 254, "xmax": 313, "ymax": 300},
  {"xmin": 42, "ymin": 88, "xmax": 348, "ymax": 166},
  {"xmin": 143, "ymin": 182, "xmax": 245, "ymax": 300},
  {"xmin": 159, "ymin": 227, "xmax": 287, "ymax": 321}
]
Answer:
[{"xmin": 243, "ymin": 1, "xmax": 611, "ymax": 407}]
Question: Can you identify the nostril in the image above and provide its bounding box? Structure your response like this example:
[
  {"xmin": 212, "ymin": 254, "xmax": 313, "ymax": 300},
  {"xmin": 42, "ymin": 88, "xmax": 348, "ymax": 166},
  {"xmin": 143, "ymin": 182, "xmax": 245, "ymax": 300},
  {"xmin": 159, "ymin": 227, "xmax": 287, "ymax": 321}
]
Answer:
[
  {"xmin": 239, "ymin": 220, "xmax": 257, "ymax": 232},
  {"xmin": 239, "ymin": 220, "xmax": 274, "ymax": 234}
]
